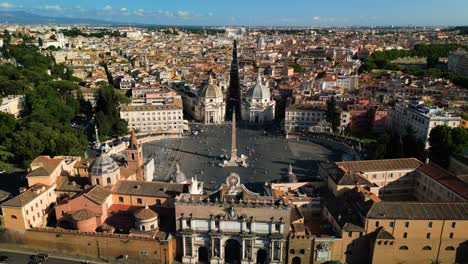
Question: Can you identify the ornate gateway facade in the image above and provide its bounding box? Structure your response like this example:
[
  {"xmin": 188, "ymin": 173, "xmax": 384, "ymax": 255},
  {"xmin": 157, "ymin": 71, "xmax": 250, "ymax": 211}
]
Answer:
[{"xmin": 175, "ymin": 173, "xmax": 290, "ymax": 264}]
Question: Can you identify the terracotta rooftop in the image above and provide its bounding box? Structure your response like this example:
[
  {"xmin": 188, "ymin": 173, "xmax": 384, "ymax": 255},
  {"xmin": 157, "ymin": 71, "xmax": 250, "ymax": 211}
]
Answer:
[
  {"xmin": 336, "ymin": 158, "xmax": 422, "ymax": 173},
  {"xmin": 134, "ymin": 205, "xmax": 158, "ymax": 220},
  {"xmin": 69, "ymin": 208, "xmax": 99, "ymax": 221},
  {"xmin": 367, "ymin": 202, "xmax": 468, "ymax": 220},
  {"xmin": 84, "ymin": 185, "xmax": 111, "ymax": 205},
  {"xmin": 418, "ymin": 163, "xmax": 468, "ymax": 200},
  {"xmin": 1, "ymin": 184, "xmax": 52, "ymax": 208},
  {"xmin": 27, "ymin": 156, "xmax": 63, "ymax": 177}
]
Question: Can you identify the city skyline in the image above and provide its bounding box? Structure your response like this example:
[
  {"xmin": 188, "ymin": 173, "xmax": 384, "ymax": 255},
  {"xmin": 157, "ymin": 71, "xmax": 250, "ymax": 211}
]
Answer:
[{"xmin": 1, "ymin": 0, "xmax": 468, "ymax": 26}]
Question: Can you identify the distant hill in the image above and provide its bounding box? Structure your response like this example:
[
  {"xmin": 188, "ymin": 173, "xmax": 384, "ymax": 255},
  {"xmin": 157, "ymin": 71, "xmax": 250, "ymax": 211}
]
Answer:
[{"xmin": 0, "ymin": 11, "xmax": 119, "ymax": 25}]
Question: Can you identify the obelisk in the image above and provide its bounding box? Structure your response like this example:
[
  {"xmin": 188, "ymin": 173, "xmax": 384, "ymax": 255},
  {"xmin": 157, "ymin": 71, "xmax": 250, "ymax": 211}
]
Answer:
[{"xmin": 230, "ymin": 110, "xmax": 238, "ymax": 162}]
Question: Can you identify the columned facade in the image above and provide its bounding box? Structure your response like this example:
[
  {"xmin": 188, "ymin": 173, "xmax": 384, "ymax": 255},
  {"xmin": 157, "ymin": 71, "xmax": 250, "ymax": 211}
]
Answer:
[{"xmin": 175, "ymin": 175, "xmax": 289, "ymax": 264}]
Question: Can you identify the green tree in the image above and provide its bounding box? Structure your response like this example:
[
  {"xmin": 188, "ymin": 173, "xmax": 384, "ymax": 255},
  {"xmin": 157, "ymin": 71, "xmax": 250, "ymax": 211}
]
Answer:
[
  {"xmin": 402, "ymin": 127, "xmax": 425, "ymax": 160},
  {"xmin": 429, "ymin": 126, "xmax": 453, "ymax": 167},
  {"xmin": 450, "ymin": 127, "xmax": 468, "ymax": 155},
  {"xmin": 326, "ymin": 96, "xmax": 340, "ymax": 132},
  {"xmin": 0, "ymin": 146, "xmax": 13, "ymax": 172}
]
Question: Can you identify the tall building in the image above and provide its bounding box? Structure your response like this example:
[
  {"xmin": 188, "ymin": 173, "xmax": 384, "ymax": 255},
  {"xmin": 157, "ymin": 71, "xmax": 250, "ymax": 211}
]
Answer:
[
  {"xmin": 226, "ymin": 40, "xmax": 242, "ymax": 121},
  {"xmin": 388, "ymin": 101, "xmax": 461, "ymax": 148}
]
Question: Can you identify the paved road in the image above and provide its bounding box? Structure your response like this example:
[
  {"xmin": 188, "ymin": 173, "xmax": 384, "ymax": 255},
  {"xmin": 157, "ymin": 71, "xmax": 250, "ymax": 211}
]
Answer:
[{"xmin": 0, "ymin": 251, "xmax": 85, "ymax": 264}]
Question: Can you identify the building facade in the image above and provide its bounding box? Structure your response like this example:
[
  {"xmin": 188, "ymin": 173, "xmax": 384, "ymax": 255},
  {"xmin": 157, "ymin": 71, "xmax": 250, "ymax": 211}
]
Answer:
[
  {"xmin": 241, "ymin": 74, "xmax": 275, "ymax": 124},
  {"xmin": 175, "ymin": 173, "xmax": 290, "ymax": 264},
  {"xmin": 388, "ymin": 101, "xmax": 461, "ymax": 148}
]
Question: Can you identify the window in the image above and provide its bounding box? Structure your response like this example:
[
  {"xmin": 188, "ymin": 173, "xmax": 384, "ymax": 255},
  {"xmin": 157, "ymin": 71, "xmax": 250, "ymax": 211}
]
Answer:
[
  {"xmin": 452, "ymin": 222, "xmax": 456, "ymax": 228},
  {"xmin": 449, "ymin": 232, "xmax": 454, "ymax": 239},
  {"xmin": 118, "ymin": 197, "xmax": 124, "ymax": 203},
  {"xmin": 186, "ymin": 219, "xmax": 191, "ymax": 228},
  {"xmin": 11, "ymin": 215, "xmax": 17, "ymax": 219},
  {"xmin": 445, "ymin": 246, "xmax": 455, "ymax": 251},
  {"xmin": 389, "ymin": 221, "xmax": 394, "ymax": 227},
  {"xmin": 428, "ymin": 222, "xmax": 432, "ymax": 228},
  {"xmin": 426, "ymin": 233, "xmax": 431, "ymax": 239},
  {"xmin": 96, "ymin": 179, "xmax": 100, "ymax": 185},
  {"xmin": 422, "ymin": 246, "xmax": 432, "ymax": 251},
  {"xmin": 403, "ymin": 232, "xmax": 408, "ymax": 239},
  {"xmin": 375, "ymin": 221, "xmax": 380, "ymax": 227},
  {"xmin": 275, "ymin": 223, "xmax": 280, "ymax": 231},
  {"xmin": 348, "ymin": 232, "xmax": 352, "ymax": 238},
  {"xmin": 107, "ymin": 177, "xmax": 111, "ymax": 184},
  {"xmin": 137, "ymin": 198, "xmax": 142, "ymax": 204},
  {"xmin": 399, "ymin": 246, "xmax": 408, "ymax": 250},
  {"xmin": 290, "ymin": 249, "xmax": 295, "ymax": 254},
  {"xmin": 150, "ymin": 224, "xmax": 155, "ymax": 230},
  {"xmin": 299, "ymin": 249, "xmax": 305, "ymax": 254},
  {"xmin": 405, "ymin": 222, "xmax": 409, "ymax": 228},
  {"xmin": 377, "ymin": 241, "xmax": 382, "ymax": 245},
  {"xmin": 156, "ymin": 199, "xmax": 161, "ymax": 205},
  {"xmin": 141, "ymin": 225, "xmax": 145, "ymax": 231}
]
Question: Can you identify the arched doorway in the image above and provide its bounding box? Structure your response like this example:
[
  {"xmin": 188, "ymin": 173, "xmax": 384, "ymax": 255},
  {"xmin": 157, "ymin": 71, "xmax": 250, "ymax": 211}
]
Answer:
[
  {"xmin": 256, "ymin": 248, "xmax": 268, "ymax": 264},
  {"xmin": 292, "ymin": 256, "xmax": 301, "ymax": 264},
  {"xmin": 225, "ymin": 239, "xmax": 241, "ymax": 264},
  {"xmin": 198, "ymin": 246, "xmax": 209, "ymax": 263}
]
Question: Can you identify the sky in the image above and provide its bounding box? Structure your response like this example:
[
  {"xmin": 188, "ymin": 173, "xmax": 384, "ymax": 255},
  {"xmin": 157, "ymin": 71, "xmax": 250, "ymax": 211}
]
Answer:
[{"xmin": 1, "ymin": 0, "xmax": 467, "ymax": 26}]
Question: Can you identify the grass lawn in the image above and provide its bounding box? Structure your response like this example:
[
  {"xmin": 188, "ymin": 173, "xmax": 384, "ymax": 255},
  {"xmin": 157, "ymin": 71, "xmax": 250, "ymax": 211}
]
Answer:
[{"xmin": 349, "ymin": 131, "xmax": 382, "ymax": 143}]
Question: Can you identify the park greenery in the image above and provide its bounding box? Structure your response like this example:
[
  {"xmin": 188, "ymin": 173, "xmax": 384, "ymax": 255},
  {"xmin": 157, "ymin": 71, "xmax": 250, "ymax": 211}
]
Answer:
[
  {"xmin": 359, "ymin": 44, "xmax": 468, "ymax": 88},
  {"xmin": 61, "ymin": 27, "xmax": 122, "ymax": 38},
  {"xmin": 428, "ymin": 126, "xmax": 468, "ymax": 168},
  {"xmin": 0, "ymin": 33, "xmax": 127, "ymax": 169},
  {"xmin": 366, "ymin": 128, "xmax": 426, "ymax": 161}
]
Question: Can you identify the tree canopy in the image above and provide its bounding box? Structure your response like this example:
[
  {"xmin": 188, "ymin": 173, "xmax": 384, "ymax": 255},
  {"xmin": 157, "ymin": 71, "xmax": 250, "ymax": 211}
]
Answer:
[
  {"xmin": 0, "ymin": 41, "xmax": 88, "ymax": 167},
  {"xmin": 429, "ymin": 126, "xmax": 468, "ymax": 168}
]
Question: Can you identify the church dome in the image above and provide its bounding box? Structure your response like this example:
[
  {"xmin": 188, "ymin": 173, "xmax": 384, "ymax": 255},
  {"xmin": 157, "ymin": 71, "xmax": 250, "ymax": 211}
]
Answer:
[
  {"xmin": 200, "ymin": 76, "xmax": 223, "ymax": 98},
  {"xmin": 89, "ymin": 153, "xmax": 119, "ymax": 176},
  {"xmin": 247, "ymin": 74, "xmax": 270, "ymax": 100},
  {"xmin": 134, "ymin": 204, "xmax": 158, "ymax": 220}
]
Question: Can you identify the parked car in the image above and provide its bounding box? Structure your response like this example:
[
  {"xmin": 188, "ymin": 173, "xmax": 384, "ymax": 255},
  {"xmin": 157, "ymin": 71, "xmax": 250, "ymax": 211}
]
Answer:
[{"xmin": 37, "ymin": 253, "xmax": 48, "ymax": 261}]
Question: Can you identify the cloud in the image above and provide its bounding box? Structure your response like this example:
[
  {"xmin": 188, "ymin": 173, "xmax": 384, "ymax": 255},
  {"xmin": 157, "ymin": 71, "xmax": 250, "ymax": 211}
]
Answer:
[
  {"xmin": 133, "ymin": 9, "xmax": 145, "ymax": 16},
  {"xmin": 207, "ymin": 12, "xmax": 214, "ymax": 17},
  {"xmin": 120, "ymin": 8, "xmax": 127, "ymax": 12},
  {"xmin": 102, "ymin": 5, "xmax": 112, "ymax": 11},
  {"xmin": 176, "ymin": 10, "xmax": 190, "ymax": 17},
  {"xmin": 44, "ymin": 5, "xmax": 63, "ymax": 11},
  {"xmin": 0, "ymin": 2, "xmax": 14, "ymax": 9},
  {"xmin": 313, "ymin": 16, "xmax": 321, "ymax": 21}
]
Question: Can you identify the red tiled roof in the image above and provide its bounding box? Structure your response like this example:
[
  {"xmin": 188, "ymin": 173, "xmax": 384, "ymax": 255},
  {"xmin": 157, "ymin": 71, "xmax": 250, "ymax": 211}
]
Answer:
[{"xmin": 418, "ymin": 163, "xmax": 468, "ymax": 200}]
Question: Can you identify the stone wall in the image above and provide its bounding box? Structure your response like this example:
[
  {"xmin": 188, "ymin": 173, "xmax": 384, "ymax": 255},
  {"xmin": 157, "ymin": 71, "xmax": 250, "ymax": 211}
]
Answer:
[{"xmin": 1, "ymin": 228, "xmax": 175, "ymax": 264}]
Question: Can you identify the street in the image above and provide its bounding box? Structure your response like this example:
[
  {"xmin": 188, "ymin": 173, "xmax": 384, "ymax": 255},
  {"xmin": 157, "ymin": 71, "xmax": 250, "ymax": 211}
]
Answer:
[{"xmin": 0, "ymin": 251, "xmax": 86, "ymax": 264}]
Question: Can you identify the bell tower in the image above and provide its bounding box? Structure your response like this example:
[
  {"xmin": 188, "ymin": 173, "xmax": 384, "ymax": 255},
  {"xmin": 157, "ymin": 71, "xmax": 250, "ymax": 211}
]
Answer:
[{"xmin": 126, "ymin": 130, "xmax": 144, "ymax": 180}]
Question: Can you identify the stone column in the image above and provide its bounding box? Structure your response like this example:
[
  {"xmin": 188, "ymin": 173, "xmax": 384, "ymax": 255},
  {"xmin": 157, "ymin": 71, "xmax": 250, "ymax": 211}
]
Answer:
[
  {"xmin": 270, "ymin": 240, "xmax": 274, "ymax": 261},
  {"xmin": 230, "ymin": 110, "xmax": 237, "ymax": 161},
  {"xmin": 242, "ymin": 239, "xmax": 245, "ymax": 260},
  {"xmin": 191, "ymin": 236, "xmax": 195, "ymax": 257},
  {"xmin": 242, "ymin": 220, "xmax": 247, "ymax": 233},
  {"xmin": 182, "ymin": 235, "xmax": 186, "ymax": 256},
  {"xmin": 279, "ymin": 241, "xmax": 283, "ymax": 261},
  {"xmin": 220, "ymin": 238, "xmax": 224, "ymax": 260}
]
